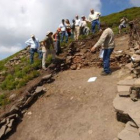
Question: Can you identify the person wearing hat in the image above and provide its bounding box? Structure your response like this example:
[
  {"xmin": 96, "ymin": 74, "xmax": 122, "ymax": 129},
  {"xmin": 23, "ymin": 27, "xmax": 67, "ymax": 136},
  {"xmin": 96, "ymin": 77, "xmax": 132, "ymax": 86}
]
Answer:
[
  {"xmin": 80, "ymin": 15, "xmax": 90, "ymax": 35},
  {"xmin": 88, "ymin": 9, "xmax": 101, "ymax": 33},
  {"xmin": 25, "ymin": 34, "xmax": 42, "ymax": 64},
  {"xmin": 74, "ymin": 15, "xmax": 81, "ymax": 40},
  {"xmin": 118, "ymin": 17, "xmax": 128, "ymax": 34},
  {"xmin": 90, "ymin": 23, "xmax": 115, "ymax": 75},
  {"xmin": 42, "ymin": 31, "xmax": 55, "ymax": 70}
]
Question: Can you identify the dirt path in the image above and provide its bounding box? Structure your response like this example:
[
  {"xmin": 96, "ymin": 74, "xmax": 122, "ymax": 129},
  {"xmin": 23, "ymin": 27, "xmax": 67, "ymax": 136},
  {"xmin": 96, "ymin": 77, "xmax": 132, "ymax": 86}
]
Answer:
[
  {"xmin": 7, "ymin": 35, "xmax": 129, "ymax": 140},
  {"xmin": 7, "ymin": 67, "xmax": 124, "ymax": 140}
]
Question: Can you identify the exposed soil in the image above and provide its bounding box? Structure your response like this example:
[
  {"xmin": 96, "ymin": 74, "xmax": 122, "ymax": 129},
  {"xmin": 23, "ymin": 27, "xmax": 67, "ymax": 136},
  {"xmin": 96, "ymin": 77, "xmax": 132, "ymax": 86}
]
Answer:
[{"xmin": 6, "ymin": 35, "xmax": 129, "ymax": 140}]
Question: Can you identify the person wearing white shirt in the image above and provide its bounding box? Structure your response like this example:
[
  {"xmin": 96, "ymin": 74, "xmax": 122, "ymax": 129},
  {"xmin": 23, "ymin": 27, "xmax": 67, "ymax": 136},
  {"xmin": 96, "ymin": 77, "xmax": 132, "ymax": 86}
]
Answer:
[
  {"xmin": 80, "ymin": 15, "xmax": 90, "ymax": 35},
  {"xmin": 118, "ymin": 17, "xmax": 128, "ymax": 34},
  {"xmin": 88, "ymin": 9, "xmax": 101, "ymax": 33},
  {"xmin": 74, "ymin": 15, "xmax": 81, "ymax": 40},
  {"xmin": 59, "ymin": 19, "xmax": 68, "ymax": 43},
  {"xmin": 25, "ymin": 35, "xmax": 42, "ymax": 64}
]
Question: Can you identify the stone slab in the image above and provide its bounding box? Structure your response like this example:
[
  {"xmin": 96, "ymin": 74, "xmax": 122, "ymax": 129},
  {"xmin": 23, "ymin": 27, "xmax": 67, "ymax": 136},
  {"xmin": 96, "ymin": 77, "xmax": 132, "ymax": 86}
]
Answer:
[
  {"xmin": 114, "ymin": 94, "xmax": 140, "ymax": 128},
  {"xmin": 128, "ymin": 104, "xmax": 140, "ymax": 128},
  {"xmin": 124, "ymin": 63, "xmax": 133, "ymax": 71},
  {"xmin": 134, "ymin": 78, "xmax": 140, "ymax": 86},
  {"xmin": 42, "ymin": 74, "xmax": 52, "ymax": 80},
  {"xmin": 0, "ymin": 125, "xmax": 7, "ymax": 138},
  {"xmin": 5, "ymin": 127, "xmax": 12, "ymax": 135},
  {"xmin": 119, "ymin": 91, "xmax": 130, "ymax": 97},
  {"xmin": 132, "ymin": 54, "xmax": 140, "ymax": 63},
  {"xmin": 113, "ymin": 94, "xmax": 134, "ymax": 114},
  {"xmin": 124, "ymin": 75, "xmax": 134, "ymax": 80},
  {"xmin": 117, "ymin": 79, "xmax": 135, "ymax": 86},
  {"xmin": 118, "ymin": 122, "xmax": 140, "ymax": 140},
  {"xmin": 117, "ymin": 86, "xmax": 131, "ymax": 92},
  {"xmin": 35, "ymin": 86, "xmax": 43, "ymax": 93},
  {"xmin": 7, "ymin": 119, "xmax": 14, "ymax": 128}
]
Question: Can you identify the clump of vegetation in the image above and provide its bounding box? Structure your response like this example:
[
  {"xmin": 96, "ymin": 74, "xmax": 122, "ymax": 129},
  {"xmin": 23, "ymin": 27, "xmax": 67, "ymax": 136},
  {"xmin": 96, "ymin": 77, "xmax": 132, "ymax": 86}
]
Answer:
[
  {"xmin": 0, "ymin": 94, "xmax": 9, "ymax": 106},
  {"xmin": 0, "ymin": 59, "xmax": 41, "ymax": 90},
  {"xmin": 0, "ymin": 53, "xmax": 42, "ymax": 90}
]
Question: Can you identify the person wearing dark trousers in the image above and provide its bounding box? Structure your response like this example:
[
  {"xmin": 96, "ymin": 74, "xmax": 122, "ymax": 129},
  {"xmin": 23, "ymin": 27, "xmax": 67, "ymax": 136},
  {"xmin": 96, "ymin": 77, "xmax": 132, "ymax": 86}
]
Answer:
[
  {"xmin": 59, "ymin": 19, "xmax": 68, "ymax": 43},
  {"xmin": 25, "ymin": 34, "xmax": 42, "ymax": 64},
  {"xmin": 91, "ymin": 23, "xmax": 115, "ymax": 75},
  {"xmin": 88, "ymin": 9, "xmax": 101, "ymax": 33},
  {"xmin": 53, "ymin": 29, "xmax": 61, "ymax": 56},
  {"xmin": 71, "ymin": 19, "xmax": 75, "ymax": 39}
]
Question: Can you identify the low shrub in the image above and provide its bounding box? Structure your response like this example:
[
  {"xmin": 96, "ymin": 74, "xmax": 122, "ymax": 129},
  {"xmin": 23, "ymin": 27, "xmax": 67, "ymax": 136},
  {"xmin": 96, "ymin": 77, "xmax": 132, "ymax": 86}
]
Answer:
[{"xmin": 0, "ymin": 94, "xmax": 9, "ymax": 106}]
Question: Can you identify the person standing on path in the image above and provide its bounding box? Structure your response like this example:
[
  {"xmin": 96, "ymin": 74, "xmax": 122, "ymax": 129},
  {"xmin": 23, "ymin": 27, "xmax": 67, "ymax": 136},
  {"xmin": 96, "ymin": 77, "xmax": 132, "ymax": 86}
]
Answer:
[
  {"xmin": 88, "ymin": 9, "xmax": 101, "ymax": 33},
  {"xmin": 74, "ymin": 15, "xmax": 81, "ymax": 40},
  {"xmin": 91, "ymin": 23, "xmax": 115, "ymax": 75},
  {"xmin": 42, "ymin": 31, "xmax": 56, "ymax": 70},
  {"xmin": 25, "ymin": 34, "xmax": 42, "ymax": 64}
]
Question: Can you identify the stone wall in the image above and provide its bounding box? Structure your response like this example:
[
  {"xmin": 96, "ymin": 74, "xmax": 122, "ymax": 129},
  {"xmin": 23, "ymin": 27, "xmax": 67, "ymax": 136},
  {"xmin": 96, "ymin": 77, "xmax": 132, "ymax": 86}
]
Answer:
[
  {"xmin": 113, "ymin": 19, "xmax": 140, "ymax": 140},
  {"xmin": 0, "ymin": 74, "xmax": 52, "ymax": 139}
]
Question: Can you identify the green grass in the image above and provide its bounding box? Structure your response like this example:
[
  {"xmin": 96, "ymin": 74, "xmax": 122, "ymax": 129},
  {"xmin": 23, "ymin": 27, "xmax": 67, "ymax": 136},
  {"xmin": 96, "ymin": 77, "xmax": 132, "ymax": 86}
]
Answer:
[
  {"xmin": 101, "ymin": 7, "xmax": 140, "ymax": 27},
  {"xmin": 0, "ymin": 58, "xmax": 41, "ymax": 90},
  {"xmin": 100, "ymin": 7, "xmax": 140, "ymax": 34},
  {"xmin": 0, "ymin": 94, "xmax": 9, "ymax": 106}
]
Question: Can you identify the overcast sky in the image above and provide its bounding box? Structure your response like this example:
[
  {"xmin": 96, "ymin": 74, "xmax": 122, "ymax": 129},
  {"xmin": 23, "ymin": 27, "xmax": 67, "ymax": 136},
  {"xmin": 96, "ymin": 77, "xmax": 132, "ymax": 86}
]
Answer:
[{"xmin": 0, "ymin": 0, "xmax": 140, "ymax": 60}]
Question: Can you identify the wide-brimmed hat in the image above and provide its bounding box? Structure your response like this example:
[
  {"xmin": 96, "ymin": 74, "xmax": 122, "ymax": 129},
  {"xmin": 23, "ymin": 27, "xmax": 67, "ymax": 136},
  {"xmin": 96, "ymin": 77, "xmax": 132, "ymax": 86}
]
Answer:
[
  {"xmin": 46, "ymin": 31, "xmax": 53, "ymax": 36},
  {"xmin": 81, "ymin": 15, "xmax": 85, "ymax": 18},
  {"xmin": 31, "ymin": 34, "xmax": 35, "ymax": 38}
]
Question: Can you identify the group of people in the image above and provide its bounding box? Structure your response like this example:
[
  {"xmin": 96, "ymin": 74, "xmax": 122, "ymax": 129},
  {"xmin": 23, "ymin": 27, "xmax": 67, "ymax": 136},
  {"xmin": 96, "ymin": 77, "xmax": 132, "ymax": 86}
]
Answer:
[
  {"xmin": 58, "ymin": 9, "xmax": 101, "ymax": 42},
  {"xmin": 25, "ymin": 8, "xmax": 102, "ymax": 71},
  {"xmin": 25, "ymin": 8, "xmax": 129, "ymax": 76},
  {"xmin": 25, "ymin": 31, "xmax": 61, "ymax": 70}
]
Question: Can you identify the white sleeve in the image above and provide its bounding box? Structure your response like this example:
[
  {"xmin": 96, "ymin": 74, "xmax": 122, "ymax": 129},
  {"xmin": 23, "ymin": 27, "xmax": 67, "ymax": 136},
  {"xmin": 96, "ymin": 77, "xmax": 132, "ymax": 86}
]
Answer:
[
  {"xmin": 25, "ymin": 39, "xmax": 31, "ymax": 45},
  {"xmin": 59, "ymin": 24, "xmax": 62, "ymax": 28}
]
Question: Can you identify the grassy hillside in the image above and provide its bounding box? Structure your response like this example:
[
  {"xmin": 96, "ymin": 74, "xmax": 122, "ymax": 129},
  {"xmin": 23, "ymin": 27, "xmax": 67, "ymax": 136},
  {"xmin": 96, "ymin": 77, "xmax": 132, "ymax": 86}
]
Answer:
[
  {"xmin": 101, "ymin": 7, "xmax": 140, "ymax": 27},
  {"xmin": 0, "ymin": 49, "xmax": 53, "ymax": 91},
  {"xmin": 101, "ymin": 7, "xmax": 140, "ymax": 33}
]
